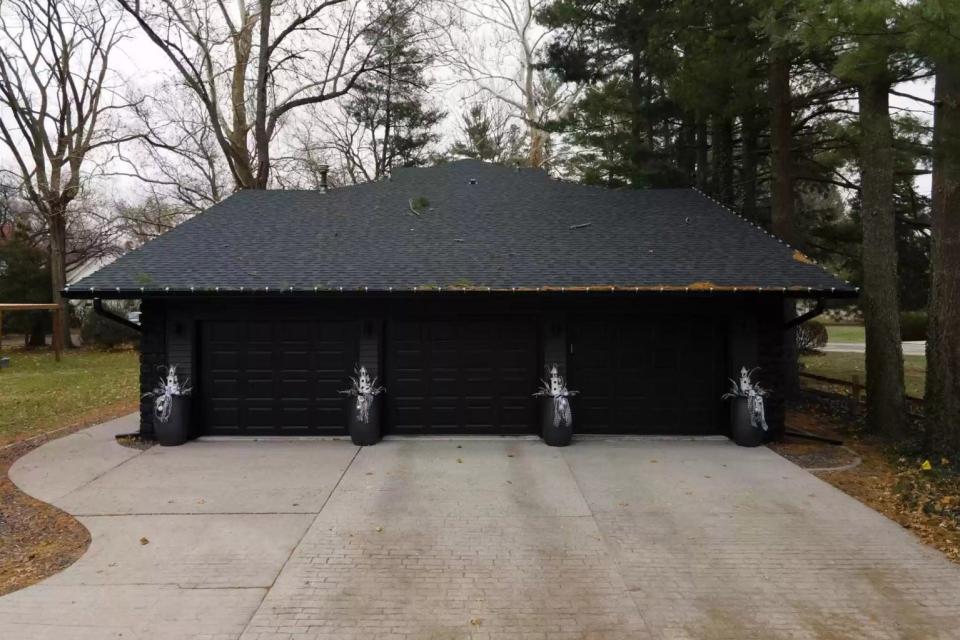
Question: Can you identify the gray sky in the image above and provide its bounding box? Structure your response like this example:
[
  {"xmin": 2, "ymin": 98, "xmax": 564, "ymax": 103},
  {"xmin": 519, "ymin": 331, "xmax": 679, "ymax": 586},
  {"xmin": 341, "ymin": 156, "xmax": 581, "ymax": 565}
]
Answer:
[{"xmin": 2, "ymin": 4, "xmax": 937, "ymax": 202}]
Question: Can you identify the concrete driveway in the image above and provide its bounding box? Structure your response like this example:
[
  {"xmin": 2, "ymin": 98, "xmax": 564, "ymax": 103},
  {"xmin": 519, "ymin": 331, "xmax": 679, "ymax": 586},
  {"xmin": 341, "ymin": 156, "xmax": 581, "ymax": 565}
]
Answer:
[{"xmin": 2, "ymin": 416, "xmax": 959, "ymax": 639}]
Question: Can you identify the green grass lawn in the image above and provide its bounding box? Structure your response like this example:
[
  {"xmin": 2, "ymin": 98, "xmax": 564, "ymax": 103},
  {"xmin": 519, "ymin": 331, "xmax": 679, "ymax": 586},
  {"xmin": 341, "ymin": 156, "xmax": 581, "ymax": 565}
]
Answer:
[
  {"xmin": 825, "ymin": 324, "xmax": 865, "ymax": 343},
  {"xmin": 800, "ymin": 350, "xmax": 927, "ymax": 398},
  {"xmin": 0, "ymin": 348, "xmax": 139, "ymax": 445}
]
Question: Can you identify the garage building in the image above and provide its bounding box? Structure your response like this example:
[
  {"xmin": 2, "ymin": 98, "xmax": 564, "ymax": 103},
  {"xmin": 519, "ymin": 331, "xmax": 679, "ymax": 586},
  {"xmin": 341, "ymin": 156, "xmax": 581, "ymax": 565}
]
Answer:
[{"xmin": 65, "ymin": 160, "xmax": 856, "ymax": 440}]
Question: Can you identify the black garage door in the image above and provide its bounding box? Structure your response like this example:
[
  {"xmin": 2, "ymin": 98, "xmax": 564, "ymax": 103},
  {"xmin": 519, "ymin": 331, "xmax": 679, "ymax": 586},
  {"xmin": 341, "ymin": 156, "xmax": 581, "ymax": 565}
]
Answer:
[
  {"xmin": 387, "ymin": 318, "xmax": 539, "ymax": 434},
  {"xmin": 568, "ymin": 316, "xmax": 724, "ymax": 434},
  {"xmin": 200, "ymin": 320, "xmax": 357, "ymax": 435}
]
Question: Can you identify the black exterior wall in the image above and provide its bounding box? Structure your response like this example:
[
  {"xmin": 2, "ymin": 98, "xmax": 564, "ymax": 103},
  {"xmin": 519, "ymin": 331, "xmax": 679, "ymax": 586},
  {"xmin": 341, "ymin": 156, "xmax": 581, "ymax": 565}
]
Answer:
[
  {"xmin": 139, "ymin": 299, "xmax": 166, "ymax": 439},
  {"xmin": 136, "ymin": 293, "xmax": 790, "ymax": 439}
]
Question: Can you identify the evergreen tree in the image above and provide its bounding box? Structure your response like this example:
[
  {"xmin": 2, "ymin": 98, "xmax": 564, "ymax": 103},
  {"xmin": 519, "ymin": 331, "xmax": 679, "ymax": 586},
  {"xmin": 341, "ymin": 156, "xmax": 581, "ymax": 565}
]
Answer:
[
  {"xmin": 798, "ymin": 0, "xmax": 920, "ymax": 438},
  {"xmin": 0, "ymin": 226, "xmax": 52, "ymax": 346},
  {"xmin": 346, "ymin": 0, "xmax": 445, "ymax": 178},
  {"xmin": 448, "ymin": 104, "xmax": 525, "ymax": 164},
  {"xmin": 906, "ymin": 0, "xmax": 960, "ymax": 455},
  {"xmin": 537, "ymin": 0, "xmax": 687, "ymax": 188}
]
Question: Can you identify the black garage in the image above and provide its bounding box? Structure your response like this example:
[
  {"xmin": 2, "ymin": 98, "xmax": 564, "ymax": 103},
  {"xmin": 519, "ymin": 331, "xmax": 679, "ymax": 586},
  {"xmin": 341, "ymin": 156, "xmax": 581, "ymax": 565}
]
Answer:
[
  {"xmin": 201, "ymin": 320, "xmax": 358, "ymax": 436},
  {"xmin": 65, "ymin": 160, "xmax": 856, "ymax": 443}
]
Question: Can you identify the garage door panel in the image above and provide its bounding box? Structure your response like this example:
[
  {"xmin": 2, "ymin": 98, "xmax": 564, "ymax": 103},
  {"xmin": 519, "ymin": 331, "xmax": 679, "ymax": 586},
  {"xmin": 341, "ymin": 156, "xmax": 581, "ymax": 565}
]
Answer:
[
  {"xmin": 201, "ymin": 320, "xmax": 356, "ymax": 435},
  {"xmin": 569, "ymin": 316, "xmax": 722, "ymax": 435},
  {"xmin": 387, "ymin": 318, "xmax": 538, "ymax": 435}
]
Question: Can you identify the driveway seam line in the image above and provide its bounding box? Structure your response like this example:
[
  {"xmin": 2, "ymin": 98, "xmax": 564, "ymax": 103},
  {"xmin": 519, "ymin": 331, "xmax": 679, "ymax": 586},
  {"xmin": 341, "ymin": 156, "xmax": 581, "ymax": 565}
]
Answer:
[
  {"xmin": 50, "ymin": 443, "xmax": 148, "ymax": 504},
  {"xmin": 560, "ymin": 448, "xmax": 651, "ymax": 631},
  {"xmin": 235, "ymin": 444, "xmax": 362, "ymax": 639}
]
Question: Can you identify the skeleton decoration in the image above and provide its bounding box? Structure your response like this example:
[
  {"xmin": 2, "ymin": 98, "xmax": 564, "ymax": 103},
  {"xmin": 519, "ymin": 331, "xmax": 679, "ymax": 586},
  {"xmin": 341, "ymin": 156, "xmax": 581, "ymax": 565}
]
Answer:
[
  {"xmin": 722, "ymin": 366, "xmax": 769, "ymax": 431},
  {"xmin": 339, "ymin": 365, "xmax": 384, "ymax": 423},
  {"xmin": 144, "ymin": 365, "xmax": 191, "ymax": 424},
  {"xmin": 534, "ymin": 365, "xmax": 579, "ymax": 428}
]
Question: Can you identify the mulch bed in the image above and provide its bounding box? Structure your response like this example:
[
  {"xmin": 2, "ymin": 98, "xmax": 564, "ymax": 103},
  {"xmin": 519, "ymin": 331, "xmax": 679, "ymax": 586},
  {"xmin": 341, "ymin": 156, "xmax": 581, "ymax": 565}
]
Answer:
[
  {"xmin": 774, "ymin": 439, "xmax": 860, "ymax": 471},
  {"xmin": 773, "ymin": 404, "xmax": 960, "ymax": 564},
  {"xmin": 0, "ymin": 401, "xmax": 138, "ymax": 596}
]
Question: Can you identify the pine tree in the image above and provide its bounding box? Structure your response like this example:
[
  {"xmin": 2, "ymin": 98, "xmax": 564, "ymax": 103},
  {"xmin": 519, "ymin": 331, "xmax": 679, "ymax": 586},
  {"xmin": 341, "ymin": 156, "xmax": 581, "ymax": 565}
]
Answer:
[
  {"xmin": 906, "ymin": 1, "xmax": 960, "ymax": 455},
  {"xmin": 346, "ymin": 0, "xmax": 445, "ymax": 179},
  {"xmin": 538, "ymin": 0, "xmax": 687, "ymax": 188},
  {"xmin": 765, "ymin": 0, "xmax": 798, "ymax": 244},
  {"xmin": 798, "ymin": 0, "xmax": 918, "ymax": 438},
  {"xmin": 448, "ymin": 104, "xmax": 525, "ymax": 164}
]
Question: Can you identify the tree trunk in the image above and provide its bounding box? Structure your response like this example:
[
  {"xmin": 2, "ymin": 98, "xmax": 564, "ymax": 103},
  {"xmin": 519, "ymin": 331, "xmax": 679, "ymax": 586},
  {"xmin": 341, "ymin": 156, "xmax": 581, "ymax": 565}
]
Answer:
[
  {"xmin": 678, "ymin": 113, "xmax": 696, "ymax": 184},
  {"xmin": 741, "ymin": 109, "xmax": 759, "ymax": 221},
  {"xmin": 48, "ymin": 207, "xmax": 74, "ymax": 349},
  {"xmin": 695, "ymin": 116, "xmax": 709, "ymax": 191},
  {"xmin": 711, "ymin": 116, "xmax": 734, "ymax": 206},
  {"xmin": 525, "ymin": 60, "xmax": 546, "ymax": 168},
  {"xmin": 769, "ymin": 45, "xmax": 795, "ymax": 244},
  {"xmin": 628, "ymin": 48, "xmax": 646, "ymax": 187},
  {"xmin": 379, "ymin": 58, "xmax": 393, "ymax": 178},
  {"xmin": 253, "ymin": 0, "xmax": 271, "ymax": 189},
  {"xmin": 858, "ymin": 80, "xmax": 906, "ymax": 438},
  {"xmin": 26, "ymin": 313, "xmax": 46, "ymax": 348},
  {"xmin": 925, "ymin": 63, "xmax": 960, "ymax": 454}
]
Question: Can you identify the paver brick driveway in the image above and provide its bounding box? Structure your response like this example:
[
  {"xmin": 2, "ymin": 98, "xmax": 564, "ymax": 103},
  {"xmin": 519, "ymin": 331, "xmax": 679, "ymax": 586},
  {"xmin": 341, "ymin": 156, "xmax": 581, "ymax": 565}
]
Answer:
[{"xmin": 2, "ymin": 414, "xmax": 959, "ymax": 639}]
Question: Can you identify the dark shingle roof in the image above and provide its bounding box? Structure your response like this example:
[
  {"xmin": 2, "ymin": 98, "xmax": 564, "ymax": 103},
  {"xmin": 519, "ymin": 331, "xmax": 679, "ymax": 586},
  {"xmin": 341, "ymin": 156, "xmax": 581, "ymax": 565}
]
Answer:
[{"xmin": 67, "ymin": 160, "xmax": 855, "ymax": 297}]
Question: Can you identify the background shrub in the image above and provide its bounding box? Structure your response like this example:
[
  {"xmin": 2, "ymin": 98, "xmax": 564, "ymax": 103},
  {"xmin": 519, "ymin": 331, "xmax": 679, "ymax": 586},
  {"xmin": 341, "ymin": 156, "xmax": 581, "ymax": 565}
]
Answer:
[
  {"xmin": 796, "ymin": 320, "xmax": 828, "ymax": 354},
  {"xmin": 80, "ymin": 302, "xmax": 140, "ymax": 349},
  {"xmin": 900, "ymin": 311, "xmax": 928, "ymax": 341}
]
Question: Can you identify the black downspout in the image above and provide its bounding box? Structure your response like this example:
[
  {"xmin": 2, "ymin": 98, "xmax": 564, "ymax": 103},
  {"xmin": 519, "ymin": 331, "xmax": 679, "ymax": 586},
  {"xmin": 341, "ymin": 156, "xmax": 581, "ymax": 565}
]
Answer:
[
  {"xmin": 93, "ymin": 299, "xmax": 142, "ymax": 333},
  {"xmin": 784, "ymin": 298, "xmax": 826, "ymax": 330}
]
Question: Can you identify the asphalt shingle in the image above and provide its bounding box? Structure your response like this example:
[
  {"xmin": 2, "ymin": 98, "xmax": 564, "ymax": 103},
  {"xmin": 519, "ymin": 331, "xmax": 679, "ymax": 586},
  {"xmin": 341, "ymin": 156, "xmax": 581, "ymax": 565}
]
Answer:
[{"xmin": 66, "ymin": 160, "xmax": 855, "ymax": 297}]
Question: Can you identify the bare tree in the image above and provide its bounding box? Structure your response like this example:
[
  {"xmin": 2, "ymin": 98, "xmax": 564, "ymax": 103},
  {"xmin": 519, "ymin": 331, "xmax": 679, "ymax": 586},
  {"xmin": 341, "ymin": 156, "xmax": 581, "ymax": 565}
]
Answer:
[
  {"xmin": 0, "ymin": 0, "xmax": 134, "ymax": 346},
  {"xmin": 282, "ymin": 104, "xmax": 369, "ymax": 185},
  {"xmin": 114, "ymin": 196, "xmax": 193, "ymax": 245},
  {"xmin": 117, "ymin": 82, "xmax": 230, "ymax": 215},
  {"xmin": 442, "ymin": 0, "xmax": 580, "ymax": 168},
  {"xmin": 116, "ymin": 0, "xmax": 412, "ymax": 190}
]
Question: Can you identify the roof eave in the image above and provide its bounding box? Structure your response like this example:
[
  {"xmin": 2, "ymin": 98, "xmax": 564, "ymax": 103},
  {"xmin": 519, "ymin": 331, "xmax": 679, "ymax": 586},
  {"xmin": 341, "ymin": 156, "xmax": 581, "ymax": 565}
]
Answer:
[{"xmin": 62, "ymin": 285, "xmax": 860, "ymax": 300}]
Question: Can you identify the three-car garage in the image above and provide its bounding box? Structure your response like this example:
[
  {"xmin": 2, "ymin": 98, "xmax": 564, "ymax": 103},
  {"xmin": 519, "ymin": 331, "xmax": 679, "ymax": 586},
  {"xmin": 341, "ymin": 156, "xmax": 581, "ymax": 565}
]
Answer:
[{"xmin": 196, "ymin": 310, "xmax": 727, "ymax": 438}]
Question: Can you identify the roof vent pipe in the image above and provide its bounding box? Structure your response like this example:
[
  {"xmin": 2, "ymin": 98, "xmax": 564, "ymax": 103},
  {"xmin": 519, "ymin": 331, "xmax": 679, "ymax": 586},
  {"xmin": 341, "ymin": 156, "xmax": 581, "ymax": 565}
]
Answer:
[{"xmin": 317, "ymin": 164, "xmax": 329, "ymax": 193}]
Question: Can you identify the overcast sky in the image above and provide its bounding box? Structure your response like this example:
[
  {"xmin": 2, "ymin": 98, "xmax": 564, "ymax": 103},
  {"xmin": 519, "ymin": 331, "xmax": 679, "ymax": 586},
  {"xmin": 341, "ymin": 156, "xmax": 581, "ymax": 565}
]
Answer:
[{"xmin": 2, "ymin": 7, "xmax": 937, "ymax": 202}]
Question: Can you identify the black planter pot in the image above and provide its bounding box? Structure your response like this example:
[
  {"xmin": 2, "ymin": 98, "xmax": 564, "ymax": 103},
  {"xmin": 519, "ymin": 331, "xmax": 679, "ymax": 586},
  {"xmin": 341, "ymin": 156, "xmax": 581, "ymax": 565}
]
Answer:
[
  {"xmin": 347, "ymin": 394, "xmax": 381, "ymax": 446},
  {"xmin": 729, "ymin": 397, "xmax": 766, "ymax": 447},
  {"xmin": 156, "ymin": 395, "xmax": 191, "ymax": 446},
  {"xmin": 541, "ymin": 396, "xmax": 573, "ymax": 447}
]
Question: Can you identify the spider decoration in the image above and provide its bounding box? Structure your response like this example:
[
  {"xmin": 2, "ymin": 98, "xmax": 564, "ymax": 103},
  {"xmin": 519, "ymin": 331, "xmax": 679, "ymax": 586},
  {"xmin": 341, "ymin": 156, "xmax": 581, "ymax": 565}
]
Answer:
[
  {"xmin": 534, "ymin": 365, "xmax": 579, "ymax": 428},
  {"xmin": 722, "ymin": 366, "xmax": 769, "ymax": 431},
  {"xmin": 144, "ymin": 365, "xmax": 191, "ymax": 424},
  {"xmin": 339, "ymin": 365, "xmax": 384, "ymax": 423}
]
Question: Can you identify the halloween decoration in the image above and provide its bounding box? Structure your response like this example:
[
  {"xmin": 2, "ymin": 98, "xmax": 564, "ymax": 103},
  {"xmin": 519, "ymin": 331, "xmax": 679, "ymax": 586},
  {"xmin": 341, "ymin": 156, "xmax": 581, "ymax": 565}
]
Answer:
[
  {"xmin": 722, "ymin": 367, "xmax": 769, "ymax": 447},
  {"xmin": 340, "ymin": 365, "xmax": 384, "ymax": 445},
  {"xmin": 534, "ymin": 365, "xmax": 578, "ymax": 446},
  {"xmin": 144, "ymin": 365, "xmax": 192, "ymax": 446}
]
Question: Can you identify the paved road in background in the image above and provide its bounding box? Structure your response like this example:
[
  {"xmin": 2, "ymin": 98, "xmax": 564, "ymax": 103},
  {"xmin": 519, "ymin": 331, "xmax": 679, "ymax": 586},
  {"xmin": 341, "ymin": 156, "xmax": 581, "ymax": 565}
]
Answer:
[{"xmin": 823, "ymin": 341, "xmax": 926, "ymax": 356}]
